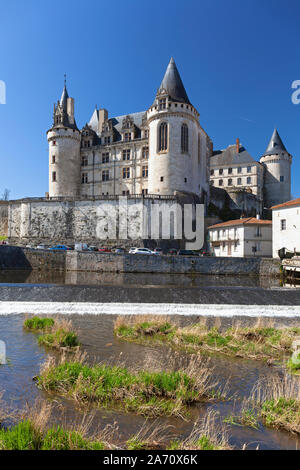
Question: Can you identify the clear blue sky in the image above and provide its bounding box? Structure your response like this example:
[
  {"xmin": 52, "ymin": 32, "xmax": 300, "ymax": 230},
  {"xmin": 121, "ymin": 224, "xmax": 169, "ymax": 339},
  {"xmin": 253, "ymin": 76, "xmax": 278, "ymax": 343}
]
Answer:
[{"xmin": 1, "ymin": 0, "xmax": 300, "ymax": 199}]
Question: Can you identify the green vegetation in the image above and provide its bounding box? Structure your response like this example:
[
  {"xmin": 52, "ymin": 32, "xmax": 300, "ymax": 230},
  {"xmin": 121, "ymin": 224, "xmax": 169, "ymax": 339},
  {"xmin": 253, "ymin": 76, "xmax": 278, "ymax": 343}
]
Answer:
[
  {"xmin": 24, "ymin": 317, "xmax": 54, "ymax": 332},
  {"xmin": 287, "ymin": 352, "xmax": 300, "ymax": 374},
  {"xmin": 24, "ymin": 317, "xmax": 80, "ymax": 351},
  {"xmin": 0, "ymin": 236, "xmax": 7, "ymax": 241},
  {"xmin": 114, "ymin": 316, "xmax": 300, "ymax": 365},
  {"xmin": 224, "ymin": 408, "xmax": 259, "ymax": 430},
  {"xmin": 0, "ymin": 421, "xmax": 105, "ymax": 450},
  {"xmin": 261, "ymin": 397, "xmax": 300, "ymax": 433},
  {"xmin": 38, "ymin": 331, "xmax": 79, "ymax": 349},
  {"xmin": 248, "ymin": 374, "xmax": 300, "ymax": 434},
  {"xmin": 37, "ymin": 354, "xmax": 220, "ymax": 418},
  {"xmin": 167, "ymin": 411, "xmax": 231, "ymax": 450}
]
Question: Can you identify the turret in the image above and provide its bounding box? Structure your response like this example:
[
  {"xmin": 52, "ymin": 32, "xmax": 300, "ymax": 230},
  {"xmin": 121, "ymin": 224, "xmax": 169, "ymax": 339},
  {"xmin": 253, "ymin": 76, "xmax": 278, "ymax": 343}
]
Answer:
[
  {"xmin": 259, "ymin": 129, "xmax": 292, "ymax": 208},
  {"xmin": 47, "ymin": 77, "xmax": 81, "ymax": 198},
  {"xmin": 147, "ymin": 58, "xmax": 209, "ymax": 199}
]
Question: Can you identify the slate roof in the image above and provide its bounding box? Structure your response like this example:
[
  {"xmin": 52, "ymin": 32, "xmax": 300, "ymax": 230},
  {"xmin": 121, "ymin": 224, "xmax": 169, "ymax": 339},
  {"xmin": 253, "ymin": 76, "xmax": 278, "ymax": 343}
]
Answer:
[
  {"xmin": 157, "ymin": 57, "xmax": 190, "ymax": 104},
  {"xmin": 60, "ymin": 84, "xmax": 69, "ymax": 111},
  {"xmin": 210, "ymin": 145, "xmax": 257, "ymax": 167},
  {"xmin": 89, "ymin": 110, "xmax": 147, "ymax": 141},
  {"xmin": 262, "ymin": 129, "xmax": 288, "ymax": 157}
]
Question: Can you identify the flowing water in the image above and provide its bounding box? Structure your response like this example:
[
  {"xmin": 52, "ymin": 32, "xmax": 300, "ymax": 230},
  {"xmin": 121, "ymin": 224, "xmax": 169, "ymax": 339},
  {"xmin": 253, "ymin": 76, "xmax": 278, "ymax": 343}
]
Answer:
[{"xmin": 1, "ymin": 313, "xmax": 300, "ymax": 450}]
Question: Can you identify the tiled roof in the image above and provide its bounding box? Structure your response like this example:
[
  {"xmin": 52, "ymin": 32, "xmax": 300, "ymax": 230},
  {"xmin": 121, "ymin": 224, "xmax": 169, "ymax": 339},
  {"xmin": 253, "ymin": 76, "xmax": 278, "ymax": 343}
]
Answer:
[
  {"xmin": 271, "ymin": 198, "xmax": 300, "ymax": 210},
  {"xmin": 208, "ymin": 217, "xmax": 272, "ymax": 229}
]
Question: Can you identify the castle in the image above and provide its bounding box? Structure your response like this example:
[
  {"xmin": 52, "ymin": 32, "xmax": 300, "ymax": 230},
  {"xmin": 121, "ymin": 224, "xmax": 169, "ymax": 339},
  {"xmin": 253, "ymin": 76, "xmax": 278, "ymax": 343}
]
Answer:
[
  {"xmin": 0, "ymin": 58, "xmax": 294, "ymax": 247},
  {"xmin": 47, "ymin": 57, "xmax": 292, "ymax": 215},
  {"xmin": 47, "ymin": 58, "xmax": 211, "ymax": 206}
]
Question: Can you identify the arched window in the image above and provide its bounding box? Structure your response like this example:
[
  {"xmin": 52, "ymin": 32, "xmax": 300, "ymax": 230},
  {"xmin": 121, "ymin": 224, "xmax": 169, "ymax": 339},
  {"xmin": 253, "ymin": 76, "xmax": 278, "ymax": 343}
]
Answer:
[
  {"xmin": 181, "ymin": 124, "xmax": 188, "ymax": 153},
  {"xmin": 158, "ymin": 122, "xmax": 168, "ymax": 152}
]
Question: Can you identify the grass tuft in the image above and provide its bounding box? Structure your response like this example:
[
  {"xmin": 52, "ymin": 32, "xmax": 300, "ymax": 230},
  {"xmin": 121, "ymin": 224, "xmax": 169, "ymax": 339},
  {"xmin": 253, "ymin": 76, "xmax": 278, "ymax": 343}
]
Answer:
[
  {"xmin": 114, "ymin": 316, "xmax": 300, "ymax": 366},
  {"xmin": 37, "ymin": 353, "xmax": 223, "ymax": 418},
  {"xmin": 24, "ymin": 317, "xmax": 80, "ymax": 351}
]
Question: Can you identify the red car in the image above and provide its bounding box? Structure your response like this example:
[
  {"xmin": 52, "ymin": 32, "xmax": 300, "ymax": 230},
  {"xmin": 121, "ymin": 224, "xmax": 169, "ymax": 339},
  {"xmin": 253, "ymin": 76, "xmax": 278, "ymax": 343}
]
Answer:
[{"xmin": 98, "ymin": 247, "xmax": 111, "ymax": 253}]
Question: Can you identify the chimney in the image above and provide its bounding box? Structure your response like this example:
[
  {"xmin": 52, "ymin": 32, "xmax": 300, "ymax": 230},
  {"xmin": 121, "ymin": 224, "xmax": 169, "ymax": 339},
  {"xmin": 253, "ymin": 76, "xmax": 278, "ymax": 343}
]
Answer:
[{"xmin": 236, "ymin": 138, "xmax": 240, "ymax": 154}]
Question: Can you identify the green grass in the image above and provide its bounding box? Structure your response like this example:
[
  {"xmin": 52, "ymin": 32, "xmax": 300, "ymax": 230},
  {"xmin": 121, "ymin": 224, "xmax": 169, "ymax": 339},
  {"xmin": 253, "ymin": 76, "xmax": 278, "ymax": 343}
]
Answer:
[
  {"xmin": 37, "ymin": 360, "xmax": 215, "ymax": 418},
  {"xmin": 0, "ymin": 421, "xmax": 105, "ymax": 450},
  {"xmin": 24, "ymin": 316, "xmax": 80, "ymax": 351},
  {"xmin": 224, "ymin": 409, "xmax": 259, "ymax": 430},
  {"xmin": 24, "ymin": 317, "xmax": 54, "ymax": 332},
  {"xmin": 114, "ymin": 318, "xmax": 300, "ymax": 367},
  {"xmin": 287, "ymin": 353, "xmax": 300, "ymax": 373},
  {"xmin": 261, "ymin": 397, "xmax": 300, "ymax": 432},
  {"xmin": 38, "ymin": 331, "xmax": 79, "ymax": 349}
]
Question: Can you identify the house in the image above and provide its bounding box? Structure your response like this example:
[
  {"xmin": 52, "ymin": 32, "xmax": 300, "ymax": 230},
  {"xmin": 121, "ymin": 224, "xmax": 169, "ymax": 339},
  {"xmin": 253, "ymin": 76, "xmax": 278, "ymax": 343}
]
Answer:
[
  {"xmin": 208, "ymin": 217, "xmax": 272, "ymax": 257},
  {"xmin": 271, "ymin": 198, "xmax": 300, "ymax": 258}
]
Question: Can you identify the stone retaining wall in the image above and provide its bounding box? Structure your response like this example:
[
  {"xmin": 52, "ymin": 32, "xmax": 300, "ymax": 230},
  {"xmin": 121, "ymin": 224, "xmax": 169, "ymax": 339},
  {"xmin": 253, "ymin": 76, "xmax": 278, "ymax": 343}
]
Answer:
[{"xmin": 0, "ymin": 246, "xmax": 281, "ymax": 276}]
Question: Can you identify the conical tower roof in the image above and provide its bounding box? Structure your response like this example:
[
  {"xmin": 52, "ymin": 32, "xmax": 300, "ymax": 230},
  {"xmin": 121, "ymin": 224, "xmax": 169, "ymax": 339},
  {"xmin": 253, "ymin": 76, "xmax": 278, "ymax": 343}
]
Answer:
[
  {"xmin": 60, "ymin": 80, "xmax": 69, "ymax": 111},
  {"xmin": 157, "ymin": 57, "xmax": 190, "ymax": 104},
  {"xmin": 262, "ymin": 129, "xmax": 287, "ymax": 157}
]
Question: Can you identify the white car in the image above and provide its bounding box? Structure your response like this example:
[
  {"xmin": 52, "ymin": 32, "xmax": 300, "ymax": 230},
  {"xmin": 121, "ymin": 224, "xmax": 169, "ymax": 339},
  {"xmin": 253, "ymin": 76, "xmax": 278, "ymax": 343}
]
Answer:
[
  {"xmin": 132, "ymin": 248, "xmax": 154, "ymax": 255},
  {"xmin": 36, "ymin": 244, "xmax": 48, "ymax": 250},
  {"xmin": 129, "ymin": 247, "xmax": 137, "ymax": 254}
]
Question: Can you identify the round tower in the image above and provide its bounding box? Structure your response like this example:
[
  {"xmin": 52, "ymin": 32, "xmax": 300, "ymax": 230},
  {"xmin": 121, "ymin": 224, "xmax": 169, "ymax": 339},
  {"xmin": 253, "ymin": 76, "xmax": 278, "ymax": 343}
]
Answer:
[
  {"xmin": 259, "ymin": 129, "xmax": 292, "ymax": 208},
  {"xmin": 147, "ymin": 58, "xmax": 206, "ymax": 197},
  {"xmin": 47, "ymin": 80, "xmax": 81, "ymax": 198}
]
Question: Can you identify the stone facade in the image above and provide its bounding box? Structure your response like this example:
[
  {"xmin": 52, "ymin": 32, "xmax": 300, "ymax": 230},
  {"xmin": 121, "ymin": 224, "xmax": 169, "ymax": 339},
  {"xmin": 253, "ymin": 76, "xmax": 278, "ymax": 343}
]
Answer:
[
  {"xmin": 0, "ymin": 245, "xmax": 281, "ymax": 277},
  {"xmin": 5, "ymin": 196, "xmax": 191, "ymax": 248},
  {"xmin": 48, "ymin": 58, "xmax": 211, "ymax": 204}
]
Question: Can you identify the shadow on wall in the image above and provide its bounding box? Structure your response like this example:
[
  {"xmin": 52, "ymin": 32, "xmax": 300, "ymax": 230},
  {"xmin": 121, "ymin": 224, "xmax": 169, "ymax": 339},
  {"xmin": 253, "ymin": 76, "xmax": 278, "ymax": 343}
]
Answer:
[{"xmin": 0, "ymin": 246, "xmax": 32, "ymax": 270}]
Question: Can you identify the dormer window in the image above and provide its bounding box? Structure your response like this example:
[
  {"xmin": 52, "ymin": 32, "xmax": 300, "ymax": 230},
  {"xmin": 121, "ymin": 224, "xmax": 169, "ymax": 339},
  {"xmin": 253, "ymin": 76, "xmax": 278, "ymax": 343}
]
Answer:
[
  {"xmin": 159, "ymin": 98, "xmax": 167, "ymax": 110},
  {"xmin": 124, "ymin": 132, "xmax": 131, "ymax": 142}
]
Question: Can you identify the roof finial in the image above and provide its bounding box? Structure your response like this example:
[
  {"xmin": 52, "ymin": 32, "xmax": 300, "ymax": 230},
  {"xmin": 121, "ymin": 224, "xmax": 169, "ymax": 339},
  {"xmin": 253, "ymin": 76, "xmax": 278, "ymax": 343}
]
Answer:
[{"xmin": 64, "ymin": 73, "xmax": 67, "ymax": 87}]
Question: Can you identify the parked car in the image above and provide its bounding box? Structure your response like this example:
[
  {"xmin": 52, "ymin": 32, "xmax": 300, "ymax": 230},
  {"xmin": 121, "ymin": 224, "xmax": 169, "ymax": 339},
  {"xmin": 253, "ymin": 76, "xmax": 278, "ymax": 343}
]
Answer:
[
  {"xmin": 177, "ymin": 249, "xmax": 196, "ymax": 256},
  {"xmin": 98, "ymin": 247, "xmax": 112, "ymax": 253},
  {"xmin": 88, "ymin": 246, "xmax": 98, "ymax": 252},
  {"xmin": 153, "ymin": 248, "xmax": 163, "ymax": 255},
  {"xmin": 167, "ymin": 248, "xmax": 178, "ymax": 256},
  {"xmin": 75, "ymin": 243, "xmax": 89, "ymax": 251},
  {"xmin": 49, "ymin": 245, "xmax": 71, "ymax": 251},
  {"xmin": 132, "ymin": 248, "xmax": 154, "ymax": 255},
  {"xmin": 115, "ymin": 248, "xmax": 125, "ymax": 254},
  {"xmin": 36, "ymin": 244, "xmax": 48, "ymax": 250},
  {"xmin": 129, "ymin": 247, "xmax": 137, "ymax": 254}
]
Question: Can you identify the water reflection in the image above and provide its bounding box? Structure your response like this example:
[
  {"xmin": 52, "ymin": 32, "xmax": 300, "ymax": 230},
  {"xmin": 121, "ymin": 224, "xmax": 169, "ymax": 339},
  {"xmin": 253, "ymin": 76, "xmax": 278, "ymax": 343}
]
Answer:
[{"xmin": 0, "ymin": 269, "xmax": 283, "ymax": 289}]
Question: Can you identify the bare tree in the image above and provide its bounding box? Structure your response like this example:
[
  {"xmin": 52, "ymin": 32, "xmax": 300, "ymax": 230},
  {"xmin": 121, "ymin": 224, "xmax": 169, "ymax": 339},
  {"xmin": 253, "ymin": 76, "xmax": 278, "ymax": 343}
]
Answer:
[{"xmin": 0, "ymin": 189, "xmax": 10, "ymax": 201}]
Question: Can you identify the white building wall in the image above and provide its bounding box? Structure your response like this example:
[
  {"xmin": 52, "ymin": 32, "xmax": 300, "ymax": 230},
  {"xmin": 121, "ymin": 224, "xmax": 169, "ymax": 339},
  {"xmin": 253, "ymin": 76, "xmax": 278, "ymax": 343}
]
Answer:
[
  {"xmin": 260, "ymin": 153, "xmax": 292, "ymax": 207},
  {"xmin": 147, "ymin": 102, "xmax": 208, "ymax": 197},
  {"xmin": 272, "ymin": 205, "xmax": 300, "ymax": 258},
  {"xmin": 48, "ymin": 128, "xmax": 81, "ymax": 198},
  {"xmin": 209, "ymin": 223, "xmax": 272, "ymax": 257}
]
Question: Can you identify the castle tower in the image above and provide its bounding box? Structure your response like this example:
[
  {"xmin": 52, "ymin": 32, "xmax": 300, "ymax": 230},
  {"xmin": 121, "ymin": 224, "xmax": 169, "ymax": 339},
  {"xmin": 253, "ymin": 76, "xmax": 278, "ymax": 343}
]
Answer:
[
  {"xmin": 259, "ymin": 129, "xmax": 292, "ymax": 208},
  {"xmin": 47, "ymin": 78, "xmax": 81, "ymax": 198},
  {"xmin": 147, "ymin": 58, "xmax": 208, "ymax": 197}
]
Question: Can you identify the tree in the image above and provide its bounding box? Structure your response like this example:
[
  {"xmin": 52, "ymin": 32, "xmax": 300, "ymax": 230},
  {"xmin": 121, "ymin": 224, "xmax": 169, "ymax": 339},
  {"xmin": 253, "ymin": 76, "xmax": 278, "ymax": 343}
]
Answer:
[{"xmin": 0, "ymin": 189, "xmax": 10, "ymax": 201}]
